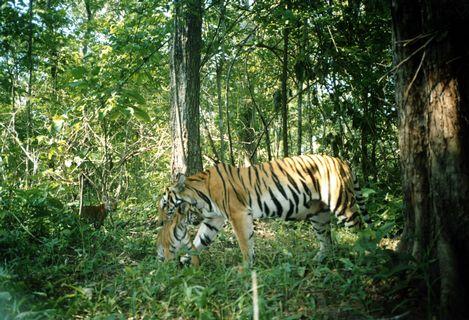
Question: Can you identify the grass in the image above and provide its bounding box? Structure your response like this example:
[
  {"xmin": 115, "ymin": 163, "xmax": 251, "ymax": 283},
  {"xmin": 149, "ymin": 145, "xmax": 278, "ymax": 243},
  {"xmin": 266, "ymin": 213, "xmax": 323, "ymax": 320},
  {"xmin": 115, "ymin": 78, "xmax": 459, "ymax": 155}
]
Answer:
[{"xmin": 1, "ymin": 193, "xmax": 420, "ymax": 319}]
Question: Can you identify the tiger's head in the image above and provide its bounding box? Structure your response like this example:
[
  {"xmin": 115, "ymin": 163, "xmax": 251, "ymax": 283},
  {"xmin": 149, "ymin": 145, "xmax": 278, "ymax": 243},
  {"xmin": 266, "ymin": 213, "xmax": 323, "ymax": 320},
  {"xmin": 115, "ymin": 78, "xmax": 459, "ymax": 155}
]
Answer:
[
  {"xmin": 160, "ymin": 173, "xmax": 201, "ymax": 219},
  {"xmin": 156, "ymin": 196, "xmax": 201, "ymax": 266}
]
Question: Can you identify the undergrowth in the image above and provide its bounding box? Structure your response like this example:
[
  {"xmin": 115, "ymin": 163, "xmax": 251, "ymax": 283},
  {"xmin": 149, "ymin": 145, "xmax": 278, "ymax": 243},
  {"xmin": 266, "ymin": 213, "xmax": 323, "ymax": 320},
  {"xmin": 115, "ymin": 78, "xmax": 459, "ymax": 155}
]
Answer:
[{"xmin": 0, "ymin": 185, "xmax": 422, "ymax": 319}]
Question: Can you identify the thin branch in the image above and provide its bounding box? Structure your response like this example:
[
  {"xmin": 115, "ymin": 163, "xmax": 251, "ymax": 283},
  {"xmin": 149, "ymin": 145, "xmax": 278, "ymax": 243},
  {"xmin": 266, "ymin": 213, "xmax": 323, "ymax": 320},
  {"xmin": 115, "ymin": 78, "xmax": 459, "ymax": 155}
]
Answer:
[
  {"xmin": 379, "ymin": 34, "xmax": 435, "ymax": 83},
  {"xmin": 118, "ymin": 39, "xmax": 169, "ymax": 90},
  {"xmin": 404, "ymin": 50, "xmax": 426, "ymax": 103},
  {"xmin": 201, "ymin": 111, "xmax": 220, "ymax": 162},
  {"xmin": 200, "ymin": 0, "xmax": 258, "ymax": 68},
  {"xmin": 327, "ymin": 26, "xmax": 338, "ymax": 52},
  {"xmin": 249, "ymin": 108, "xmax": 281, "ymax": 161},
  {"xmin": 10, "ymin": 211, "xmax": 43, "ymax": 244},
  {"xmin": 1, "ymin": 123, "xmax": 38, "ymax": 172}
]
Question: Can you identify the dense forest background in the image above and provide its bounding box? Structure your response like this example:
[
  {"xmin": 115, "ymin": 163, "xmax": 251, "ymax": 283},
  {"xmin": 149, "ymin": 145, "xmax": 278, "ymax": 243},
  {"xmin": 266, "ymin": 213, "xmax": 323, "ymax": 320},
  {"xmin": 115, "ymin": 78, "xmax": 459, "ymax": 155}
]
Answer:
[
  {"xmin": 1, "ymin": 0, "xmax": 467, "ymax": 318},
  {"xmin": 0, "ymin": 0, "xmax": 396, "ymax": 198}
]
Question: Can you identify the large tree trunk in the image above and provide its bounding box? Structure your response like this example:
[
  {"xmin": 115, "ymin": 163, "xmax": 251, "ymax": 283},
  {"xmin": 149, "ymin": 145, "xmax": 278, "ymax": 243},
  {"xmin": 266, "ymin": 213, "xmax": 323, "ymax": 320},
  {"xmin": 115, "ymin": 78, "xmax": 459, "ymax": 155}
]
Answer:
[
  {"xmin": 170, "ymin": 0, "xmax": 203, "ymax": 177},
  {"xmin": 392, "ymin": 1, "xmax": 469, "ymax": 319}
]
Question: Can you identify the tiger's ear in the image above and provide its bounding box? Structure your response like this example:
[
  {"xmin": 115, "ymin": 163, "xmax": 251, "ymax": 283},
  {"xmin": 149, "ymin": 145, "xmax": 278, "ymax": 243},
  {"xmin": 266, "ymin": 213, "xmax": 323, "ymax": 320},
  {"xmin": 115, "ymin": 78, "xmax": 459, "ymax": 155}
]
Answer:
[{"xmin": 175, "ymin": 173, "xmax": 186, "ymax": 192}]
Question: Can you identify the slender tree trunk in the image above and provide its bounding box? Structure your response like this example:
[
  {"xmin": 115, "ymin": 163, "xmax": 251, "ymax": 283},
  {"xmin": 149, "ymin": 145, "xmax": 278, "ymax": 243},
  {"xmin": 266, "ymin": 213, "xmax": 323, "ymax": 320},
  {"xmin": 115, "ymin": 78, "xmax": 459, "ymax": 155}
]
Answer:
[
  {"xmin": 10, "ymin": 71, "xmax": 16, "ymax": 129},
  {"xmin": 274, "ymin": 123, "xmax": 280, "ymax": 159},
  {"xmin": 216, "ymin": 61, "xmax": 225, "ymax": 163},
  {"xmin": 25, "ymin": 0, "xmax": 34, "ymax": 187},
  {"xmin": 201, "ymin": 114, "xmax": 219, "ymax": 161},
  {"xmin": 83, "ymin": 0, "xmax": 92, "ymax": 57},
  {"xmin": 297, "ymin": 78, "xmax": 303, "ymax": 155},
  {"xmin": 265, "ymin": 122, "xmax": 272, "ymax": 161},
  {"xmin": 392, "ymin": 1, "xmax": 469, "ymax": 318},
  {"xmin": 296, "ymin": 25, "xmax": 307, "ymax": 156},
  {"xmin": 245, "ymin": 61, "xmax": 271, "ymax": 161},
  {"xmin": 370, "ymin": 94, "xmax": 379, "ymax": 181},
  {"xmin": 361, "ymin": 100, "xmax": 369, "ymax": 182},
  {"xmin": 330, "ymin": 76, "xmax": 343, "ymax": 158},
  {"xmin": 170, "ymin": 0, "xmax": 203, "ymax": 177},
  {"xmin": 281, "ymin": 1, "xmax": 290, "ymax": 158},
  {"xmin": 240, "ymin": 103, "xmax": 256, "ymax": 166},
  {"xmin": 46, "ymin": 1, "xmax": 59, "ymax": 106},
  {"xmin": 225, "ymin": 55, "xmax": 236, "ymax": 165},
  {"xmin": 307, "ymin": 81, "xmax": 314, "ymax": 153},
  {"xmin": 215, "ymin": 1, "xmax": 227, "ymax": 163}
]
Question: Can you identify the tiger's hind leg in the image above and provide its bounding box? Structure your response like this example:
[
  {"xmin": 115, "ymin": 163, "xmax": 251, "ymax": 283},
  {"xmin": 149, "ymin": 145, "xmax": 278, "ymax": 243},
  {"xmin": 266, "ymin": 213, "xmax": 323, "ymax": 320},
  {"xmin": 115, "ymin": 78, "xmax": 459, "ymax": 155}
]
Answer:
[
  {"xmin": 310, "ymin": 208, "xmax": 333, "ymax": 262},
  {"xmin": 230, "ymin": 211, "xmax": 255, "ymax": 266},
  {"xmin": 352, "ymin": 176, "xmax": 371, "ymax": 226}
]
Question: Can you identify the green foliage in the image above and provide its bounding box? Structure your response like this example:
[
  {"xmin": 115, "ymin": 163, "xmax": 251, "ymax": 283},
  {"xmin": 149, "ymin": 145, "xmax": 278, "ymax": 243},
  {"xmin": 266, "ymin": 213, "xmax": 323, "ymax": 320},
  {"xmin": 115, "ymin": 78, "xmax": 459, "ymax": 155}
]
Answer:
[
  {"xmin": 0, "ymin": 0, "xmax": 411, "ymax": 318},
  {"xmin": 361, "ymin": 186, "xmax": 404, "ymax": 236},
  {"xmin": 0, "ymin": 185, "xmax": 417, "ymax": 319}
]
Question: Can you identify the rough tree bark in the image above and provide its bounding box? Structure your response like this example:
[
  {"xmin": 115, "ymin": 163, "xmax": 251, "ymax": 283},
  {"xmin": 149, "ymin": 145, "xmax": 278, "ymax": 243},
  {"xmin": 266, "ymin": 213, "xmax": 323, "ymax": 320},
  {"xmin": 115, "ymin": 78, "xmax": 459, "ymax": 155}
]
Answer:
[
  {"xmin": 170, "ymin": 0, "xmax": 203, "ymax": 177},
  {"xmin": 392, "ymin": 1, "xmax": 469, "ymax": 319}
]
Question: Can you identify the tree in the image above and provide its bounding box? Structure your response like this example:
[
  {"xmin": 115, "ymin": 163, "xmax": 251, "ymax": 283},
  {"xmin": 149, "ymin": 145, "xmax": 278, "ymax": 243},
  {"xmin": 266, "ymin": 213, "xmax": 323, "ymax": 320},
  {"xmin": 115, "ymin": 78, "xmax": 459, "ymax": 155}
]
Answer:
[
  {"xmin": 280, "ymin": 0, "xmax": 290, "ymax": 158},
  {"xmin": 25, "ymin": 0, "xmax": 34, "ymax": 186},
  {"xmin": 169, "ymin": 0, "xmax": 203, "ymax": 177},
  {"xmin": 392, "ymin": 1, "xmax": 469, "ymax": 318}
]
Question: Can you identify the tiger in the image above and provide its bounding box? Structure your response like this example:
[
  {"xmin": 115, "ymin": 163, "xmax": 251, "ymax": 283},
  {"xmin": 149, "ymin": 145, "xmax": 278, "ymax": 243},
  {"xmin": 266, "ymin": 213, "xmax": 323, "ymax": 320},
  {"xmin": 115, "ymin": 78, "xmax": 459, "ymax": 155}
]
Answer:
[
  {"xmin": 158, "ymin": 154, "xmax": 370, "ymax": 266},
  {"xmin": 156, "ymin": 201, "xmax": 200, "ymax": 266}
]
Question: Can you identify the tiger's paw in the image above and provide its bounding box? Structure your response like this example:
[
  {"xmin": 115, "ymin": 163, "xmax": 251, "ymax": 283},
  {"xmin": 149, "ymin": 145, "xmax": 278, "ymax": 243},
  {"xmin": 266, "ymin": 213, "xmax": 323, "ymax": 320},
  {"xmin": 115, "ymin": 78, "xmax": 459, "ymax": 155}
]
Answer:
[
  {"xmin": 179, "ymin": 254, "xmax": 200, "ymax": 267},
  {"xmin": 179, "ymin": 254, "xmax": 192, "ymax": 266}
]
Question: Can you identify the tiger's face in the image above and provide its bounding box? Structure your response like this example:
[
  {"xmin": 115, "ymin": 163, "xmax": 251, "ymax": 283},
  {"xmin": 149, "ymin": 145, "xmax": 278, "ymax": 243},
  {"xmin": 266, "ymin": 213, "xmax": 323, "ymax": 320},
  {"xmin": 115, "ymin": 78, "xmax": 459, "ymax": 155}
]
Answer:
[
  {"xmin": 160, "ymin": 173, "xmax": 196, "ymax": 219},
  {"xmin": 156, "ymin": 196, "xmax": 201, "ymax": 264},
  {"xmin": 160, "ymin": 187, "xmax": 183, "ymax": 217}
]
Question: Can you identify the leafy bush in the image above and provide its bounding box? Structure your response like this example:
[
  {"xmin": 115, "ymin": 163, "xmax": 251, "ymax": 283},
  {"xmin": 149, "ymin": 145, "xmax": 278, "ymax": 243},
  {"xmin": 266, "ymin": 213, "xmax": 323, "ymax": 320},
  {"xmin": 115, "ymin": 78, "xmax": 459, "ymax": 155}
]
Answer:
[{"xmin": 0, "ymin": 184, "xmax": 420, "ymax": 319}]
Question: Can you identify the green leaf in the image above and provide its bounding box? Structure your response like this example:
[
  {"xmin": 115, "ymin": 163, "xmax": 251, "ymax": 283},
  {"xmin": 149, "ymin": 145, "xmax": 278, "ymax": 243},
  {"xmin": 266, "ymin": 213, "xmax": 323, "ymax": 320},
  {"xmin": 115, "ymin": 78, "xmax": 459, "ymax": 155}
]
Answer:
[
  {"xmin": 70, "ymin": 66, "xmax": 87, "ymax": 79},
  {"xmin": 361, "ymin": 188, "xmax": 377, "ymax": 198},
  {"xmin": 67, "ymin": 80, "xmax": 87, "ymax": 88},
  {"xmin": 132, "ymin": 106, "xmax": 151, "ymax": 122},
  {"xmin": 123, "ymin": 89, "xmax": 146, "ymax": 105}
]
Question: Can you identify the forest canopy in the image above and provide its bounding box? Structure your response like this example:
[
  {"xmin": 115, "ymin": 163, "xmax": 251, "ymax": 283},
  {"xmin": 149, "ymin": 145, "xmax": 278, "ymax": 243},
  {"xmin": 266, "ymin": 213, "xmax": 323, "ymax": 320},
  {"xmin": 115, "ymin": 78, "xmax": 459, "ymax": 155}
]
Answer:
[{"xmin": 0, "ymin": 0, "xmax": 395, "ymax": 194}]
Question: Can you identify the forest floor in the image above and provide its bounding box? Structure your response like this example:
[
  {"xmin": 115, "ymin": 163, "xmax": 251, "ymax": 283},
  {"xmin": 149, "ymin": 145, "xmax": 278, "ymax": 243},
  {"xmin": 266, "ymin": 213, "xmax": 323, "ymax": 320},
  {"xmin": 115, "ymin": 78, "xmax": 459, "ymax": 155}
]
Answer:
[{"xmin": 1, "ymin": 204, "xmax": 422, "ymax": 319}]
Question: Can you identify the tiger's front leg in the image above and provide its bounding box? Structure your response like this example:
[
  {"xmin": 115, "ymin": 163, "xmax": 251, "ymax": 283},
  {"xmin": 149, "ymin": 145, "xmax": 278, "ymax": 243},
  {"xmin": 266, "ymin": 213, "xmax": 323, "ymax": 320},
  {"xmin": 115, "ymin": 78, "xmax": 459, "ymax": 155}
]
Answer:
[{"xmin": 180, "ymin": 216, "xmax": 225, "ymax": 266}]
